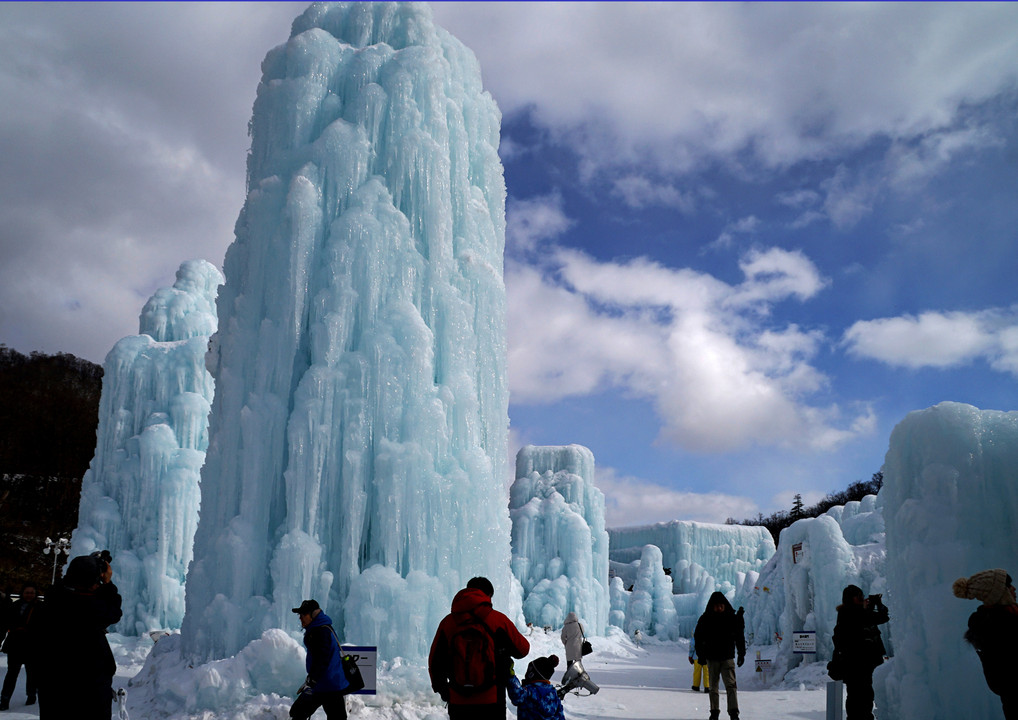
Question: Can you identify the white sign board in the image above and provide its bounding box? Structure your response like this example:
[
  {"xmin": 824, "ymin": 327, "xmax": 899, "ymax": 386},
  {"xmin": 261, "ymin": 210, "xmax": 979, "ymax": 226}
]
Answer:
[
  {"xmin": 792, "ymin": 631, "xmax": 816, "ymax": 654},
  {"xmin": 754, "ymin": 658, "xmax": 772, "ymax": 672},
  {"xmin": 342, "ymin": 645, "xmax": 377, "ymax": 694}
]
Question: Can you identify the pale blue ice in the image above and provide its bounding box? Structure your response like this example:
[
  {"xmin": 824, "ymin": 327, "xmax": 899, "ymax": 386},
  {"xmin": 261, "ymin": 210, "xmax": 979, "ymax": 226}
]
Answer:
[{"xmin": 70, "ymin": 259, "xmax": 222, "ymax": 634}]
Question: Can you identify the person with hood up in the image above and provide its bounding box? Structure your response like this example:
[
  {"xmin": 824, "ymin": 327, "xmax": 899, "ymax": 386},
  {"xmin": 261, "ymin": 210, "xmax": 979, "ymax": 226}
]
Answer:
[
  {"xmin": 429, "ymin": 576, "xmax": 530, "ymax": 719},
  {"xmin": 506, "ymin": 655, "xmax": 566, "ymax": 720},
  {"xmin": 36, "ymin": 552, "xmax": 122, "ymax": 720},
  {"xmin": 953, "ymin": 569, "xmax": 1018, "ymax": 719},
  {"xmin": 560, "ymin": 612, "xmax": 585, "ymax": 668},
  {"xmin": 831, "ymin": 585, "xmax": 889, "ymax": 720},
  {"xmin": 692, "ymin": 591, "xmax": 745, "ymax": 720},
  {"xmin": 290, "ymin": 599, "xmax": 348, "ymax": 719}
]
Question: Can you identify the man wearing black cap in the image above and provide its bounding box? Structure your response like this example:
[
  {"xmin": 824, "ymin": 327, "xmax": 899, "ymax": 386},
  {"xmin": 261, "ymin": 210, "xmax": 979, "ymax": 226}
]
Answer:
[{"xmin": 290, "ymin": 599, "xmax": 349, "ymax": 720}]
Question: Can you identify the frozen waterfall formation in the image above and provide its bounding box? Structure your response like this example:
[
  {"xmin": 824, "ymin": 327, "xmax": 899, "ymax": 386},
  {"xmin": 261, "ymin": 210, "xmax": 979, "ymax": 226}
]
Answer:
[
  {"xmin": 876, "ymin": 402, "xmax": 1018, "ymax": 720},
  {"xmin": 70, "ymin": 259, "xmax": 222, "ymax": 634},
  {"xmin": 181, "ymin": 2, "xmax": 513, "ymax": 662},
  {"xmin": 510, "ymin": 445, "xmax": 610, "ymax": 633},
  {"xmin": 609, "ymin": 519, "xmax": 775, "ymax": 637},
  {"xmin": 741, "ymin": 494, "xmax": 885, "ymax": 678}
]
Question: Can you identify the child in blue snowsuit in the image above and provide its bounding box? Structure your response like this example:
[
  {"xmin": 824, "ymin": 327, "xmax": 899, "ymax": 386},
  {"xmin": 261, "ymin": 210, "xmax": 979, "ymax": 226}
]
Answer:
[{"xmin": 507, "ymin": 655, "xmax": 566, "ymax": 720}]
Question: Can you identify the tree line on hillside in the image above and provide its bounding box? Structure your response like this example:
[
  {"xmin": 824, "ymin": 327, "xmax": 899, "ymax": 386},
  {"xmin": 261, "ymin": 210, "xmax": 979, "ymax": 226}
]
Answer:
[
  {"xmin": 727, "ymin": 472, "xmax": 885, "ymax": 544},
  {"xmin": 0, "ymin": 346, "xmax": 103, "ymax": 590}
]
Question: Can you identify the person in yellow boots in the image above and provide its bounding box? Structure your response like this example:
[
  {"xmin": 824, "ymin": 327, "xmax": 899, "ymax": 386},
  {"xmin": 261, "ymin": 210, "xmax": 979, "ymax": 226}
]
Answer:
[{"xmin": 688, "ymin": 636, "xmax": 710, "ymax": 693}]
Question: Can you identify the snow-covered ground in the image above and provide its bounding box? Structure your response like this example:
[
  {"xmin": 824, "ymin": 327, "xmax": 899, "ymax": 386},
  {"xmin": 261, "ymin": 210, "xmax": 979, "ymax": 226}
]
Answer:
[{"xmin": 0, "ymin": 627, "xmax": 835, "ymax": 719}]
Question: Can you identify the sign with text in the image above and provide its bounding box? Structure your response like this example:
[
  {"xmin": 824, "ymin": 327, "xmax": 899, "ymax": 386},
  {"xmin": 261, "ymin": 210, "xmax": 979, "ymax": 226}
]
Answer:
[
  {"xmin": 342, "ymin": 645, "xmax": 377, "ymax": 694},
  {"xmin": 792, "ymin": 542, "xmax": 804, "ymax": 564},
  {"xmin": 792, "ymin": 631, "xmax": 816, "ymax": 654}
]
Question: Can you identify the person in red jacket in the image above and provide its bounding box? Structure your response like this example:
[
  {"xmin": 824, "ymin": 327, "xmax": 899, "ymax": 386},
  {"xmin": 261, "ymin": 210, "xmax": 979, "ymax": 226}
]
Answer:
[{"xmin": 429, "ymin": 577, "xmax": 530, "ymax": 719}]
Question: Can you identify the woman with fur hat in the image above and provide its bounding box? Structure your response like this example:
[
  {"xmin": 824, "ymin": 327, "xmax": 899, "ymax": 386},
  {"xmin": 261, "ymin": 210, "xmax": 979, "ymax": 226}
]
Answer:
[
  {"xmin": 506, "ymin": 655, "xmax": 566, "ymax": 720},
  {"xmin": 953, "ymin": 569, "xmax": 1018, "ymax": 719}
]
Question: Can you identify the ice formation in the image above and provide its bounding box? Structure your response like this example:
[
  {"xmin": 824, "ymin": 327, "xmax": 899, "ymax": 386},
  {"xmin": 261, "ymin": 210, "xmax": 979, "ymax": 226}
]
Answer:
[
  {"xmin": 875, "ymin": 402, "xmax": 1018, "ymax": 720},
  {"xmin": 621, "ymin": 545, "xmax": 680, "ymax": 639},
  {"xmin": 609, "ymin": 521, "xmax": 775, "ymax": 596},
  {"xmin": 741, "ymin": 495, "xmax": 886, "ymax": 677},
  {"xmin": 70, "ymin": 259, "xmax": 222, "ymax": 634},
  {"xmin": 509, "ymin": 445, "xmax": 610, "ymax": 632},
  {"xmin": 181, "ymin": 2, "xmax": 515, "ymax": 663},
  {"xmin": 608, "ymin": 520, "xmax": 774, "ymax": 635}
]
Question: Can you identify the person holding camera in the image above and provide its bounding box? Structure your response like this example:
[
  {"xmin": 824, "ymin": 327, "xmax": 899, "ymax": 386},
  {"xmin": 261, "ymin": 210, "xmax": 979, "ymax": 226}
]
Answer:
[
  {"xmin": 37, "ymin": 551, "xmax": 122, "ymax": 720},
  {"xmin": 832, "ymin": 585, "xmax": 889, "ymax": 720}
]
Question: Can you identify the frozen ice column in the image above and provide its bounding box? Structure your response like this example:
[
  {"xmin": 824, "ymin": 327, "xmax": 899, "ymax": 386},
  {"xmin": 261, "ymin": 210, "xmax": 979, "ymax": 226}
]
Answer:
[
  {"xmin": 875, "ymin": 402, "xmax": 1018, "ymax": 720},
  {"xmin": 70, "ymin": 259, "xmax": 222, "ymax": 634},
  {"xmin": 510, "ymin": 445, "xmax": 610, "ymax": 632},
  {"xmin": 182, "ymin": 2, "xmax": 513, "ymax": 662}
]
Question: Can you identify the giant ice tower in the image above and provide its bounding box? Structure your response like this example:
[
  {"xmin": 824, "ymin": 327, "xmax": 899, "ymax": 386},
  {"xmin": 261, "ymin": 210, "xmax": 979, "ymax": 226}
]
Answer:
[
  {"xmin": 181, "ymin": 2, "xmax": 514, "ymax": 662},
  {"xmin": 71, "ymin": 259, "xmax": 222, "ymax": 634}
]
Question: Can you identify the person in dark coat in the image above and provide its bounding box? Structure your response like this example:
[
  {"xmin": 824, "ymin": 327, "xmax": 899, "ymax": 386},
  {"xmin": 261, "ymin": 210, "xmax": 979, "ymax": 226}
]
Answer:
[
  {"xmin": 289, "ymin": 599, "xmax": 348, "ymax": 720},
  {"xmin": 693, "ymin": 591, "xmax": 745, "ymax": 720},
  {"xmin": 36, "ymin": 553, "xmax": 122, "ymax": 720},
  {"xmin": 832, "ymin": 585, "xmax": 889, "ymax": 720},
  {"xmin": 0, "ymin": 583, "xmax": 41, "ymax": 710},
  {"xmin": 429, "ymin": 576, "xmax": 531, "ymax": 720},
  {"xmin": 953, "ymin": 568, "xmax": 1018, "ymax": 719}
]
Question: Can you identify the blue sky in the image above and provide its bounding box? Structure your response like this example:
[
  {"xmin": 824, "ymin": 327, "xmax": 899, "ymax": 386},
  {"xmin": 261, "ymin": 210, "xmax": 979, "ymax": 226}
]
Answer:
[{"xmin": 2, "ymin": 3, "xmax": 1017, "ymax": 526}]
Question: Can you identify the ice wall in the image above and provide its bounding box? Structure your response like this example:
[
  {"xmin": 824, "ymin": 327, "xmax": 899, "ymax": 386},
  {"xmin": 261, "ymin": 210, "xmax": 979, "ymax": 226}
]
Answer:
[
  {"xmin": 875, "ymin": 402, "xmax": 1018, "ymax": 720},
  {"xmin": 741, "ymin": 496, "xmax": 886, "ymax": 678},
  {"xmin": 509, "ymin": 445, "xmax": 610, "ymax": 633},
  {"xmin": 609, "ymin": 521, "xmax": 775, "ymax": 596},
  {"xmin": 181, "ymin": 2, "xmax": 514, "ymax": 663},
  {"xmin": 623, "ymin": 545, "xmax": 680, "ymax": 639},
  {"xmin": 70, "ymin": 259, "xmax": 222, "ymax": 634}
]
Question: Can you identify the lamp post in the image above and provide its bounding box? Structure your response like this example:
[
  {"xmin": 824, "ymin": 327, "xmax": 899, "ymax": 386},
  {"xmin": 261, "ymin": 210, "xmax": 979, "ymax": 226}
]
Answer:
[{"xmin": 43, "ymin": 536, "xmax": 71, "ymax": 586}]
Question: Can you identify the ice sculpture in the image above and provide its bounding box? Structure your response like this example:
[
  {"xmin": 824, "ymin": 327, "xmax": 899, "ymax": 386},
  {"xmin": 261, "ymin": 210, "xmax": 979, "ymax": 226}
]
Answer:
[
  {"xmin": 609, "ymin": 521, "xmax": 775, "ymax": 595},
  {"xmin": 740, "ymin": 496, "xmax": 886, "ymax": 678},
  {"xmin": 181, "ymin": 2, "xmax": 514, "ymax": 662},
  {"xmin": 875, "ymin": 402, "xmax": 1018, "ymax": 720},
  {"xmin": 70, "ymin": 259, "xmax": 222, "ymax": 634},
  {"xmin": 623, "ymin": 545, "xmax": 680, "ymax": 639},
  {"xmin": 509, "ymin": 445, "xmax": 610, "ymax": 632}
]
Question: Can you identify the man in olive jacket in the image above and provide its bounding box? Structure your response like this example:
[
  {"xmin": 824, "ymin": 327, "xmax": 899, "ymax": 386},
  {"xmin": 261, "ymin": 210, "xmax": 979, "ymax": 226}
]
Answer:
[{"xmin": 693, "ymin": 591, "xmax": 746, "ymax": 720}]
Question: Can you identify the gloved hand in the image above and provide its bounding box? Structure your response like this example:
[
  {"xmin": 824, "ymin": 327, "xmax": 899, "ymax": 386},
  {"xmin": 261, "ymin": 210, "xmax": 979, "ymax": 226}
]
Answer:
[
  {"xmin": 508, "ymin": 662, "xmax": 516, "ymax": 677},
  {"xmin": 737, "ymin": 655, "xmax": 745, "ymax": 668},
  {"xmin": 688, "ymin": 656, "xmax": 694, "ymax": 665}
]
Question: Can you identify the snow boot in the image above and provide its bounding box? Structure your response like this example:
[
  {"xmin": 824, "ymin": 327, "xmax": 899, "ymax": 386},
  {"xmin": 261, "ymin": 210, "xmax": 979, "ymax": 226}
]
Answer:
[
  {"xmin": 692, "ymin": 685, "xmax": 700, "ymax": 691},
  {"xmin": 0, "ymin": 698, "xmax": 8, "ymax": 711}
]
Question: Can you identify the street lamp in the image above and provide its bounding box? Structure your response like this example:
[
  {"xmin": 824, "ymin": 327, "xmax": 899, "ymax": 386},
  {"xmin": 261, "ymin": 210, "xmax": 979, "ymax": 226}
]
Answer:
[{"xmin": 43, "ymin": 537, "xmax": 71, "ymax": 586}]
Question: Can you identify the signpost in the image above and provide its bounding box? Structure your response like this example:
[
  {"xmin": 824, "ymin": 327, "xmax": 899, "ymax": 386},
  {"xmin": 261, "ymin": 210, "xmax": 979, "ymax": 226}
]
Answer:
[
  {"xmin": 791, "ymin": 630, "xmax": 816, "ymax": 655},
  {"xmin": 342, "ymin": 646, "xmax": 377, "ymax": 695}
]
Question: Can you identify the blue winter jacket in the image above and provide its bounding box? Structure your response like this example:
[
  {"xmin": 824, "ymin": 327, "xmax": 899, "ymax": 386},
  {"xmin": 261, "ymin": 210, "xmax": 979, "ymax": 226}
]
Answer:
[
  {"xmin": 303, "ymin": 612, "xmax": 349, "ymax": 694},
  {"xmin": 507, "ymin": 675, "xmax": 566, "ymax": 720}
]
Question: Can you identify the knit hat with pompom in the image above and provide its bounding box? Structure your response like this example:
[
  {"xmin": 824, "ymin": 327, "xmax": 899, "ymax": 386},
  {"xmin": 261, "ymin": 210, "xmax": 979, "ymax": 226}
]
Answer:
[{"xmin": 952, "ymin": 569, "xmax": 1014, "ymax": 606}]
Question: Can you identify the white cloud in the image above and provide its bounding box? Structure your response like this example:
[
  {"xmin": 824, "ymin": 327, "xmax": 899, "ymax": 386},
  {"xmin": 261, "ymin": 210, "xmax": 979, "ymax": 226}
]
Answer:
[
  {"xmin": 434, "ymin": 3, "xmax": 1018, "ymax": 175},
  {"xmin": 506, "ymin": 194, "xmax": 574, "ymax": 252},
  {"xmin": 612, "ymin": 175, "xmax": 695, "ymax": 212},
  {"xmin": 508, "ymin": 247, "xmax": 867, "ymax": 452},
  {"xmin": 843, "ymin": 308, "xmax": 1018, "ymax": 373},
  {"xmin": 712, "ymin": 215, "xmax": 760, "ymax": 250},
  {"xmin": 596, "ymin": 466, "xmax": 759, "ymax": 527}
]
